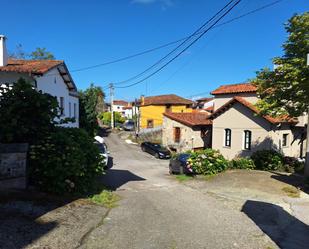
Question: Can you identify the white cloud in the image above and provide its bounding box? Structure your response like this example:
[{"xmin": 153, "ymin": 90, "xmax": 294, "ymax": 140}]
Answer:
[{"xmin": 131, "ymin": 0, "xmax": 174, "ymax": 9}]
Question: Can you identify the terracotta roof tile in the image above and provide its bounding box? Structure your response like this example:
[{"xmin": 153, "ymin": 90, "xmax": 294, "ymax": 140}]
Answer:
[
  {"xmin": 211, "ymin": 83, "xmax": 257, "ymax": 95},
  {"xmin": 113, "ymin": 100, "xmax": 129, "ymax": 106},
  {"xmin": 0, "ymin": 59, "xmax": 63, "ymax": 75},
  {"xmin": 163, "ymin": 112, "xmax": 212, "ymax": 127},
  {"xmin": 143, "ymin": 94, "xmax": 193, "ymax": 106},
  {"xmin": 211, "ymin": 96, "xmax": 297, "ymax": 124}
]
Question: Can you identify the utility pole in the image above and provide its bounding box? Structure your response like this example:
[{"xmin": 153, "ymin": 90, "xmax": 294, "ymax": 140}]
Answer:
[
  {"xmin": 109, "ymin": 83, "xmax": 114, "ymax": 129},
  {"xmin": 305, "ymin": 54, "xmax": 309, "ymax": 177}
]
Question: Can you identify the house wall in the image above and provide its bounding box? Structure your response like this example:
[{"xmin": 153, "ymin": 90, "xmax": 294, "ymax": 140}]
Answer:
[
  {"xmin": 140, "ymin": 105, "xmax": 192, "ymax": 129},
  {"xmin": 212, "ymin": 102, "xmax": 273, "ymax": 159},
  {"xmin": 0, "ymin": 69, "xmax": 79, "ymax": 128},
  {"xmin": 162, "ymin": 116, "xmax": 211, "ymax": 152},
  {"xmin": 214, "ymin": 92, "xmax": 258, "ymax": 111},
  {"xmin": 212, "ymin": 103, "xmax": 304, "ymax": 159},
  {"xmin": 36, "ymin": 68, "xmax": 79, "ymax": 128}
]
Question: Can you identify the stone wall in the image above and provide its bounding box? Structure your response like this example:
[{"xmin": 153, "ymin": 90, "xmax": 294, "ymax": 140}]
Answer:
[{"xmin": 0, "ymin": 143, "xmax": 28, "ymax": 189}]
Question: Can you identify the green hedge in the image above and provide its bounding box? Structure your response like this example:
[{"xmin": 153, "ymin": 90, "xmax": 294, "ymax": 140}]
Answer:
[
  {"xmin": 229, "ymin": 158, "xmax": 255, "ymax": 170},
  {"xmin": 251, "ymin": 150, "xmax": 284, "ymax": 171},
  {"xmin": 29, "ymin": 128, "xmax": 105, "ymax": 194}
]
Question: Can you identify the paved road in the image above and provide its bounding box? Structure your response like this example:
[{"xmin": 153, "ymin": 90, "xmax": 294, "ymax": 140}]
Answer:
[{"xmin": 81, "ymin": 133, "xmax": 278, "ymax": 249}]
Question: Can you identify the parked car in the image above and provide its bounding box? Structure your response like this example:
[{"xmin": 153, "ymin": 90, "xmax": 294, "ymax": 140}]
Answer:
[
  {"xmin": 141, "ymin": 142, "xmax": 171, "ymax": 159},
  {"xmin": 169, "ymin": 153, "xmax": 192, "ymax": 174},
  {"xmin": 123, "ymin": 120, "xmax": 135, "ymax": 131},
  {"xmin": 94, "ymin": 141, "xmax": 109, "ymax": 169}
]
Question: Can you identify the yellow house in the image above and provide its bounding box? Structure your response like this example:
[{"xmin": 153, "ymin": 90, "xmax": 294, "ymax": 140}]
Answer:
[{"xmin": 139, "ymin": 94, "xmax": 193, "ymax": 129}]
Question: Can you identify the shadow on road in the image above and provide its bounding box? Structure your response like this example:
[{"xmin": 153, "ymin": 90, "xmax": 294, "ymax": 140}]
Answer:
[
  {"xmin": 98, "ymin": 127, "xmax": 111, "ymax": 137},
  {"xmin": 271, "ymin": 172, "xmax": 309, "ymax": 195},
  {"xmin": 242, "ymin": 200, "xmax": 309, "ymax": 249},
  {"xmin": 98, "ymin": 169, "xmax": 146, "ymax": 190}
]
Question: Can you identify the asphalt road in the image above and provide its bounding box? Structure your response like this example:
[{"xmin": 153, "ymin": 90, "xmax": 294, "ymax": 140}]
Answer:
[{"xmin": 81, "ymin": 132, "xmax": 278, "ymax": 249}]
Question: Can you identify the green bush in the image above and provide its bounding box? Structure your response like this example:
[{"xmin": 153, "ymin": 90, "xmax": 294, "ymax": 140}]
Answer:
[
  {"xmin": 282, "ymin": 157, "xmax": 305, "ymax": 174},
  {"xmin": 187, "ymin": 149, "xmax": 228, "ymax": 175},
  {"xmin": 229, "ymin": 158, "xmax": 255, "ymax": 170},
  {"xmin": 98, "ymin": 112, "xmax": 126, "ymax": 126},
  {"xmin": 29, "ymin": 128, "xmax": 105, "ymax": 194},
  {"xmin": 251, "ymin": 150, "xmax": 284, "ymax": 171}
]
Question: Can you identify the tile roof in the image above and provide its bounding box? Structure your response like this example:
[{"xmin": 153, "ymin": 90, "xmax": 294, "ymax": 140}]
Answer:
[
  {"xmin": 196, "ymin": 97, "xmax": 214, "ymax": 102},
  {"xmin": 0, "ymin": 59, "xmax": 63, "ymax": 75},
  {"xmin": 211, "ymin": 96, "xmax": 298, "ymax": 124},
  {"xmin": 163, "ymin": 112, "xmax": 212, "ymax": 127},
  {"xmin": 211, "ymin": 83, "xmax": 257, "ymax": 95},
  {"xmin": 143, "ymin": 94, "xmax": 193, "ymax": 106},
  {"xmin": 113, "ymin": 100, "xmax": 129, "ymax": 106}
]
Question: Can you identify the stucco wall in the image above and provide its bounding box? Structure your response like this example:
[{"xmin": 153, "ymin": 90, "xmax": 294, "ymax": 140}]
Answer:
[
  {"xmin": 162, "ymin": 116, "xmax": 211, "ymax": 152},
  {"xmin": 212, "ymin": 103, "xmax": 304, "ymax": 159},
  {"xmin": 140, "ymin": 105, "xmax": 192, "ymax": 129},
  {"xmin": 36, "ymin": 68, "xmax": 79, "ymax": 128},
  {"xmin": 212, "ymin": 103, "xmax": 273, "ymax": 159},
  {"xmin": 214, "ymin": 93, "xmax": 258, "ymax": 111}
]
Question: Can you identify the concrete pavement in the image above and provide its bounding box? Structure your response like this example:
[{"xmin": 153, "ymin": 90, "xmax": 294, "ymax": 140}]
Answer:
[{"xmin": 81, "ymin": 133, "xmax": 281, "ymax": 249}]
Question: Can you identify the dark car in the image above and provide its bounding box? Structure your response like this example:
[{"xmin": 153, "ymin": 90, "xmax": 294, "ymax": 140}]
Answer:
[
  {"xmin": 169, "ymin": 153, "xmax": 192, "ymax": 174},
  {"xmin": 141, "ymin": 142, "xmax": 171, "ymax": 159},
  {"xmin": 123, "ymin": 120, "xmax": 135, "ymax": 131}
]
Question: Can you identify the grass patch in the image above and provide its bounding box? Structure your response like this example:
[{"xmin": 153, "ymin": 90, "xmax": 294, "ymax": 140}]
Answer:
[
  {"xmin": 89, "ymin": 190, "xmax": 120, "ymax": 208},
  {"xmin": 175, "ymin": 174, "xmax": 193, "ymax": 182},
  {"xmin": 203, "ymin": 174, "xmax": 216, "ymax": 181},
  {"xmin": 282, "ymin": 186, "xmax": 300, "ymax": 198}
]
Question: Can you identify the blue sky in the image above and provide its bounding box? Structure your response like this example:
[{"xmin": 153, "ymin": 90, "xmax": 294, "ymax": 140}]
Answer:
[{"xmin": 1, "ymin": 0, "xmax": 308, "ymax": 102}]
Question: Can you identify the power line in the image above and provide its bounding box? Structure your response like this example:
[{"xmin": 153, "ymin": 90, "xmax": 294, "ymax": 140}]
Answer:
[
  {"xmin": 114, "ymin": 0, "xmax": 236, "ymax": 86},
  {"xmin": 115, "ymin": 0, "xmax": 242, "ymax": 89},
  {"xmin": 75, "ymin": 0, "xmax": 284, "ymax": 76}
]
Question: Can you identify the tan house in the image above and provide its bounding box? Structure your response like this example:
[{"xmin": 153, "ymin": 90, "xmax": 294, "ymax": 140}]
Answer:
[
  {"xmin": 162, "ymin": 82, "xmax": 307, "ymax": 159},
  {"xmin": 210, "ymin": 83, "xmax": 306, "ymax": 159},
  {"xmin": 162, "ymin": 112, "xmax": 212, "ymax": 152},
  {"xmin": 139, "ymin": 94, "xmax": 193, "ymax": 129}
]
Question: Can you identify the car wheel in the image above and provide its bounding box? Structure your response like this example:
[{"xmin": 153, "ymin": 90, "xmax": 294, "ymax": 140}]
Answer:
[
  {"xmin": 142, "ymin": 146, "xmax": 146, "ymax": 152},
  {"xmin": 155, "ymin": 153, "xmax": 160, "ymax": 159}
]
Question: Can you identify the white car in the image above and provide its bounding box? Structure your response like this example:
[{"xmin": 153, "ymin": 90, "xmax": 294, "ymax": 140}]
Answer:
[{"xmin": 94, "ymin": 141, "xmax": 109, "ymax": 168}]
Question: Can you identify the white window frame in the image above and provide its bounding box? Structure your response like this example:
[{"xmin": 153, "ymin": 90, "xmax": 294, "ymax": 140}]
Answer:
[
  {"xmin": 282, "ymin": 133, "xmax": 289, "ymax": 147},
  {"xmin": 224, "ymin": 128, "xmax": 231, "ymax": 147},
  {"xmin": 59, "ymin": 97, "xmax": 65, "ymax": 116},
  {"xmin": 243, "ymin": 130, "xmax": 252, "ymax": 150},
  {"xmin": 73, "ymin": 103, "xmax": 77, "ymax": 119}
]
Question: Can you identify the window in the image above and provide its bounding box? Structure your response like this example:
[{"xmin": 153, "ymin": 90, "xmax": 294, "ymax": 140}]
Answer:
[
  {"xmin": 224, "ymin": 129, "xmax": 231, "ymax": 147},
  {"xmin": 69, "ymin": 102, "xmax": 71, "ymax": 117},
  {"xmin": 73, "ymin": 103, "xmax": 77, "ymax": 118},
  {"xmin": 282, "ymin": 133, "xmax": 289, "ymax": 147},
  {"xmin": 147, "ymin": 119, "xmax": 154, "ymax": 128},
  {"xmin": 174, "ymin": 127, "xmax": 181, "ymax": 143},
  {"xmin": 166, "ymin": 104, "xmax": 171, "ymax": 113},
  {"xmin": 243, "ymin": 130, "xmax": 252, "ymax": 150},
  {"xmin": 60, "ymin": 97, "xmax": 64, "ymax": 116}
]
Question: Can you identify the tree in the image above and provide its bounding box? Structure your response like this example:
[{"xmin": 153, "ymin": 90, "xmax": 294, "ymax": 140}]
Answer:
[
  {"xmin": 79, "ymin": 84, "xmax": 105, "ymax": 136},
  {"xmin": 9, "ymin": 46, "xmax": 55, "ymax": 60},
  {"xmin": 98, "ymin": 111, "xmax": 126, "ymax": 126},
  {"xmin": 30, "ymin": 47, "xmax": 55, "ymax": 60},
  {"xmin": 0, "ymin": 78, "xmax": 59, "ymax": 144},
  {"xmin": 253, "ymin": 12, "xmax": 309, "ymax": 175}
]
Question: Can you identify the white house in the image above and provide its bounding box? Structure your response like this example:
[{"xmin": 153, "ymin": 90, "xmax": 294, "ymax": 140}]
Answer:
[{"xmin": 0, "ymin": 35, "xmax": 79, "ymax": 128}]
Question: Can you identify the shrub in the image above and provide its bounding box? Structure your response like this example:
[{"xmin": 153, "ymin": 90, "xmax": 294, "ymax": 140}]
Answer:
[
  {"xmin": 251, "ymin": 150, "xmax": 284, "ymax": 171},
  {"xmin": 282, "ymin": 157, "xmax": 305, "ymax": 174},
  {"xmin": 98, "ymin": 112, "xmax": 126, "ymax": 126},
  {"xmin": 229, "ymin": 158, "xmax": 255, "ymax": 170},
  {"xmin": 187, "ymin": 149, "xmax": 228, "ymax": 175},
  {"xmin": 0, "ymin": 78, "xmax": 59, "ymax": 144},
  {"xmin": 29, "ymin": 128, "xmax": 105, "ymax": 194}
]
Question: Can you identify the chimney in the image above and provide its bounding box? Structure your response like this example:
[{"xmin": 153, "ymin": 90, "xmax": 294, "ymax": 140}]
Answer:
[
  {"xmin": 0, "ymin": 35, "xmax": 8, "ymax": 67},
  {"xmin": 141, "ymin": 95, "xmax": 145, "ymax": 106}
]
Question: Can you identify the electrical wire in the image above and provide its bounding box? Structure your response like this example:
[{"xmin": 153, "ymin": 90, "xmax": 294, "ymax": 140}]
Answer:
[{"xmin": 115, "ymin": 0, "xmax": 242, "ymax": 89}]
